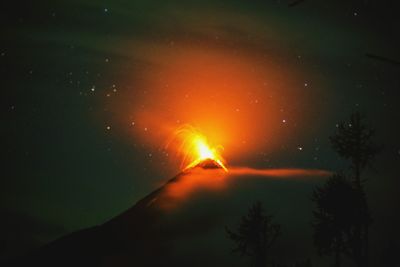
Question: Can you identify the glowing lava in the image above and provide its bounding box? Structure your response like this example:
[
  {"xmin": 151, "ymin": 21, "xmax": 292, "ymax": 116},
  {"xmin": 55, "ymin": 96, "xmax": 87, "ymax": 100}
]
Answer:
[
  {"xmin": 185, "ymin": 136, "xmax": 228, "ymax": 172},
  {"xmin": 167, "ymin": 125, "xmax": 228, "ymax": 172}
]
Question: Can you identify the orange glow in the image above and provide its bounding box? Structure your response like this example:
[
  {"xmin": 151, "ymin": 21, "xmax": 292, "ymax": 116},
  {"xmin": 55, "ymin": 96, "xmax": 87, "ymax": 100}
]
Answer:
[
  {"xmin": 167, "ymin": 125, "xmax": 228, "ymax": 172},
  {"xmin": 107, "ymin": 39, "xmax": 325, "ymax": 173}
]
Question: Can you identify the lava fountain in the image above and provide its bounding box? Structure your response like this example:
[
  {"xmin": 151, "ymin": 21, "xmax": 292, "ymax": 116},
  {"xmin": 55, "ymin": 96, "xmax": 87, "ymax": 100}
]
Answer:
[{"xmin": 166, "ymin": 125, "xmax": 228, "ymax": 172}]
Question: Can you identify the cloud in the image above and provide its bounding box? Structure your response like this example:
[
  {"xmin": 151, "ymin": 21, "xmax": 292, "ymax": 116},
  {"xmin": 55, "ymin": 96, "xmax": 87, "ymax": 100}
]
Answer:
[{"xmin": 228, "ymin": 167, "xmax": 332, "ymax": 178}]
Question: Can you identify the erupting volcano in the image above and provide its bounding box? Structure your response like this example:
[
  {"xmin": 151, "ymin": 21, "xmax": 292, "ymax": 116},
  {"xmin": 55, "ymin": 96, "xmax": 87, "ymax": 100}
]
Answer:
[{"xmin": 167, "ymin": 125, "xmax": 228, "ymax": 172}]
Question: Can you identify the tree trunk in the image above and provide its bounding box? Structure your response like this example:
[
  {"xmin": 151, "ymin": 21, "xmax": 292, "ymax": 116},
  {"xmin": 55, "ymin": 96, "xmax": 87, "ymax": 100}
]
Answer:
[
  {"xmin": 334, "ymin": 249, "xmax": 341, "ymax": 267},
  {"xmin": 364, "ymin": 223, "xmax": 369, "ymax": 267},
  {"xmin": 253, "ymin": 250, "xmax": 266, "ymax": 267},
  {"xmin": 353, "ymin": 162, "xmax": 364, "ymax": 267},
  {"xmin": 354, "ymin": 162, "xmax": 361, "ymax": 189}
]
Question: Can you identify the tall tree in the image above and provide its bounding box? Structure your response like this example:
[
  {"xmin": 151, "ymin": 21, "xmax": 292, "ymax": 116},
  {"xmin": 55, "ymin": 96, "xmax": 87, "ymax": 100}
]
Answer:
[
  {"xmin": 226, "ymin": 201, "xmax": 281, "ymax": 267},
  {"xmin": 329, "ymin": 112, "xmax": 379, "ymax": 266},
  {"xmin": 312, "ymin": 173, "xmax": 365, "ymax": 267},
  {"xmin": 330, "ymin": 112, "xmax": 380, "ymax": 188}
]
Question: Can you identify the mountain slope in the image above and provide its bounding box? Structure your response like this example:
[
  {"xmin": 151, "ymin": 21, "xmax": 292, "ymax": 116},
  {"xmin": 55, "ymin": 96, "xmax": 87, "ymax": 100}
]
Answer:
[{"xmin": 9, "ymin": 159, "xmax": 224, "ymax": 267}]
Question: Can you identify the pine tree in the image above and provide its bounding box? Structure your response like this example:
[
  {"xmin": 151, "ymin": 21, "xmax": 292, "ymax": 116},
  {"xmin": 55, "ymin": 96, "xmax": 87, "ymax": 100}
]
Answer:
[
  {"xmin": 330, "ymin": 112, "xmax": 380, "ymax": 188},
  {"xmin": 226, "ymin": 201, "xmax": 281, "ymax": 267},
  {"xmin": 329, "ymin": 112, "xmax": 379, "ymax": 266},
  {"xmin": 312, "ymin": 173, "xmax": 366, "ymax": 267}
]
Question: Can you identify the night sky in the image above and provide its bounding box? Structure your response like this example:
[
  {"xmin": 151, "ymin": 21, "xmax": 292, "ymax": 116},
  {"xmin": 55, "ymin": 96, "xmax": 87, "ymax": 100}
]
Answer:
[{"xmin": 2, "ymin": 0, "xmax": 400, "ymax": 265}]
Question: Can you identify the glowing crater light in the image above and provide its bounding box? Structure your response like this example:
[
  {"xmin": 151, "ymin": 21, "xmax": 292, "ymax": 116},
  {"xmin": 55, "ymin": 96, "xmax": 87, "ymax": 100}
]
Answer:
[{"xmin": 168, "ymin": 125, "xmax": 228, "ymax": 172}]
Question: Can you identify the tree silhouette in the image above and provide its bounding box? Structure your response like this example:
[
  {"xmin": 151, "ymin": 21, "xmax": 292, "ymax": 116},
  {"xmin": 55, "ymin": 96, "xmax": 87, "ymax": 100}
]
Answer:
[
  {"xmin": 330, "ymin": 112, "xmax": 380, "ymax": 188},
  {"xmin": 329, "ymin": 112, "xmax": 379, "ymax": 266},
  {"xmin": 311, "ymin": 173, "xmax": 369, "ymax": 267},
  {"xmin": 226, "ymin": 201, "xmax": 281, "ymax": 267}
]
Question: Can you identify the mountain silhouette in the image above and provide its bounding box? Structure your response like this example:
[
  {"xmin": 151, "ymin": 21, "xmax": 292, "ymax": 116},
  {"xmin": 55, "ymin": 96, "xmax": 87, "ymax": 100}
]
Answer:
[{"xmin": 8, "ymin": 159, "xmax": 225, "ymax": 267}]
